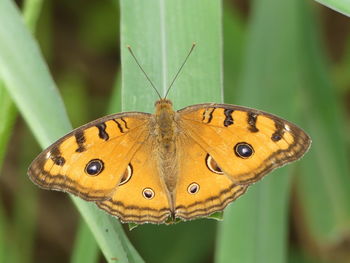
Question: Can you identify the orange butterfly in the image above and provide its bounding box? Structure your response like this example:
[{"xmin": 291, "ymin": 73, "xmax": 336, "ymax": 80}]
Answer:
[{"xmin": 28, "ymin": 44, "xmax": 311, "ymax": 224}]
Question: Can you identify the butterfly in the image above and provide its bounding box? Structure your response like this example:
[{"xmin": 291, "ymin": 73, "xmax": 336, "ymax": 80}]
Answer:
[{"xmin": 28, "ymin": 44, "xmax": 311, "ymax": 224}]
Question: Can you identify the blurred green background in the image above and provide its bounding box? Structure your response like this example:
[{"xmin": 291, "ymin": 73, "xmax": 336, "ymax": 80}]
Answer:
[{"xmin": 0, "ymin": 0, "xmax": 349, "ymax": 262}]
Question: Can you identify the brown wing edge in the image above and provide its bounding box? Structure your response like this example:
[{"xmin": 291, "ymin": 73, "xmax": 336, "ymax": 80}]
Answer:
[
  {"xmin": 96, "ymin": 201, "xmax": 172, "ymax": 224},
  {"xmin": 175, "ymin": 184, "xmax": 249, "ymax": 221}
]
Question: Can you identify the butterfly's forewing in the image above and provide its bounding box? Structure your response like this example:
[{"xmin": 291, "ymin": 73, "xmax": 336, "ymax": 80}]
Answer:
[
  {"xmin": 96, "ymin": 138, "xmax": 172, "ymax": 224},
  {"xmin": 174, "ymin": 133, "xmax": 248, "ymax": 220},
  {"xmin": 28, "ymin": 112, "xmax": 151, "ymax": 201},
  {"xmin": 178, "ymin": 104, "xmax": 311, "ymax": 185}
]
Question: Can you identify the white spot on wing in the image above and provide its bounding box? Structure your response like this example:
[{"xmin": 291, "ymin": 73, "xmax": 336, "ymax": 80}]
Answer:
[{"xmin": 284, "ymin": 124, "xmax": 291, "ymax": 132}]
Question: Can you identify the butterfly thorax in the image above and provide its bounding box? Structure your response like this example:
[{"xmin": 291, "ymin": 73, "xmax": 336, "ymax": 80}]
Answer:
[
  {"xmin": 152, "ymin": 99, "xmax": 179, "ymax": 205},
  {"xmin": 154, "ymin": 99, "xmax": 177, "ymax": 148}
]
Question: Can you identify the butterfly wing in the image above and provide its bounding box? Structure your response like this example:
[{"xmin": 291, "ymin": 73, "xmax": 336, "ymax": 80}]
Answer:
[
  {"xmin": 172, "ymin": 103, "xmax": 310, "ymax": 220},
  {"xmin": 28, "ymin": 102, "xmax": 311, "ymax": 223},
  {"xmin": 177, "ymin": 103, "xmax": 311, "ymax": 185},
  {"xmin": 96, "ymin": 138, "xmax": 172, "ymax": 224},
  {"xmin": 28, "ymin": 112, "xmax": 151, "ymax": 201},
  {"xmin": 174, "ymin": 133, "xmax": 248, "ymax": 220}
]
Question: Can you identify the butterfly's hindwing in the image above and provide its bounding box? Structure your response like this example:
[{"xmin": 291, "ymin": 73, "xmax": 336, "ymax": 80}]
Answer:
[
  {"xmin": 174, "ymin": 134, "xmax": 248, "ymax": 220},
  {"xmin": 96, "ymin": 137, "xmax": 172, "ymax": 224}
]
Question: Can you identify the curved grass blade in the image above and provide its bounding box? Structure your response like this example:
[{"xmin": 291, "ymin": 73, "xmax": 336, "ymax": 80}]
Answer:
[
  {"xmin": 216, "ymin": 0, "xmax": 307, "ymax": 262},
  {"xmin": 0, "ymin": 85, "xmax": 16, "ymax": 169},
  {"xmin": 0, "ymin": 1, "xmax": 143, "ymax": 262},
  {"xmin": 71, "ymin": 220, "xmax": 100, "ymax": 263},
  {"xmin": 294, "ymin": 0, "xmax": 350, "ymax": 255},
  {"xmin": 315, "ymin": 0, "xmax": 350, "ymax": 17},
  {"xmin": 223, "ymin": 4, "xmax": 245, "ymax": 102},
  {"xmin": 0, "ymin": 0, "xmax": 43, "ymax": 262}
]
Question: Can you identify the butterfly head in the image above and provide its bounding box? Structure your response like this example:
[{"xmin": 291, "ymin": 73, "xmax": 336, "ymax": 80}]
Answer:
[{"xmin": 154, "ymin": 98, "xmax": 174, "ymax": 113}]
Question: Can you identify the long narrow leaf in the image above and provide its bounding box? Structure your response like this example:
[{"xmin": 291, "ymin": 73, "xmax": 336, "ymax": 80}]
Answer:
[
  {"xmin": 315, "ymin": 0, "xmax": 350, "ymax": 17},
  {"xmin": 0, "ymin": 0, "xmax": 43, "ymax": 262},
  {"xmin": 295, "ymin": 0, "xmax": 350, "ymax": 253},
  {"xmin": 217, "ymin": 0, "xmax": 306, "ymax": 262},
  {"xmin": 0, "ymin": 85, "xmax": 16, "ymax": 169},
  {"xmin": 71, "ymin": 220, "xmax": 100, "ymax": 263},
  {"xmin": 120, "ymin": 1, "xmax": 222, "ymax": 262},
  {"xmin": 120, "ymin": 0, "xmax": 223, "ymax": 111},
  {"xmin": 0, "ymin": 1, "xmax": 143, "ymax": 262}
]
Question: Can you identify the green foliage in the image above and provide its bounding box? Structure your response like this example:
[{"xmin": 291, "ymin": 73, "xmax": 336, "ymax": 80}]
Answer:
[
  {"xmin": 315, "ymin": 0, "xmax": 350, "ymax": 16},
  {"xmin": 218, "ymin": 0, "xmax": 309, "ymax": 261},
  {"xmin": 70, "ymin": 220, "xmax": 100, "ymax": 263},
  {"xmin": 0, "ymin": 0, "xmax": 142, "ymax": 262}
]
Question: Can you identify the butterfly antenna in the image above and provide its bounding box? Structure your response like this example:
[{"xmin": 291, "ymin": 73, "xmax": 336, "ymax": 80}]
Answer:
[
  {"xmin": 127, "ymin": 45, "xmax": 162, "ymax": 99},
  {"xmin": 164, "ymin": 43, "xmax": 196, "ymax": 99}
]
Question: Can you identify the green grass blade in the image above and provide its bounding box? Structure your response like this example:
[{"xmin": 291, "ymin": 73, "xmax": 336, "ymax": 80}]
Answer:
[
  {"xmin": 314, "ymin": 0, "xmax": 350, "ymax": 17},
  {"xmin": 59, "ymin": 71, "xmax": 90, "ymax": 126},
  {"xmin": 294, "ymin": 0, "xmax": 350, "ymax": 252},
  {"xmin": 0, "ymin": 84, "xmax": 16, "ymax": 169},
  {"xmin": 0, "ymin": 198, "xmax": 9, "ymax": 263},
  {"xmin": 0, "ymin": 0, "xmax": 70, "ymax": 148},
  {"xmin": 0, "ymin": 1, "xmax": 43, "ymax": 262},
  {"xmin": 22, "ymin": 0, "xmax": 43, "ymax": 32},
  {"xmin": 12, "ymin": 131, "xmax": 39, "ymax": 263},
  {"xmin": 120, "ymin": 1, "xmax": 222, "ymax": 262},
  {"xmin": 0, "ymin": 1, "xmax": 143, "ymax": 262},
  {"xmin": 73, "ymin": 200, "xmax": 144, "ymax": 263},
  {"xmin": 120, "ymin": 0, "xmax": 223, "ymax": 112},
  {"xmin": 71, "ymin": 220, "xmax": 100, "ymax": 263},
  {"xmin": 107, "ymin": 70, "xmax": 121, "ymax": 114},
  {"xmin": 333, "ymin": 36, "xmax": 350, "ymax": 92},
  {"xmin": 0, "ymin": 0, "xmax": 43, "ymax": 170},
  {"xmin": 289, "ymin": 247, "xmax": 319, "ymax": 263},
  {"xmin": 217, "ymin": 0, "xmax": 306, "ymax": 262},
  {"xmin": 223, "ymin": 4, "xmax": 245, "ymax": 101},
  {"xmin": 129, "ymin": 221, "xmax": 216, "ymax": 263}
]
